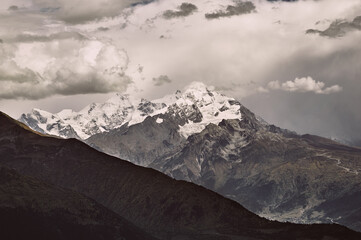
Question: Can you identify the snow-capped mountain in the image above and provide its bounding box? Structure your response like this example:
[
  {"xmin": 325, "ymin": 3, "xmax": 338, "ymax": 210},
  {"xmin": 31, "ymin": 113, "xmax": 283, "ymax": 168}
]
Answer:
[
  {"xmin": 19, "ymin": 82, "xmax": 361, "ymax": 232},
  {"xmin": 20, "ymin": 82, "xmax": 243, "ymax": 140},
  {"xmin": 20, "ymin": 95, "xmax": 163, "ymax": 139}
]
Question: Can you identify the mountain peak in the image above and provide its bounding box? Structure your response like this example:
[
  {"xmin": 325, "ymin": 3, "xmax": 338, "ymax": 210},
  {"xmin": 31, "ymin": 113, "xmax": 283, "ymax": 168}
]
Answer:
[
  {"xmin": 106, "ymin": 93, "xmax": 132, "ymax": 105},
  {"xmin": 0, "ymin": 111, "xmax": 49, "ymax": 137},
  {"xmin": 184, "ymin": 81, "xmax": 211, "ymax": 92},
  {"xmin": 19, "ymin": 82, "xmax": 245, "ymax": 139},
  {"xmin": 151, "ymin": 82, "xmax": 243, "ymax": 138}
]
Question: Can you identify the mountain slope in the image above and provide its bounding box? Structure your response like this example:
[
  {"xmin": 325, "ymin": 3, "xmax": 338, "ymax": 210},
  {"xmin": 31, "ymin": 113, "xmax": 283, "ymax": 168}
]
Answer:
[
  {"xmin": 1, "ymin": 112, "xmax": 360, "ymax": 239},
  {"xmin": 89, "ymin": 117, "xmax": 361, "ymax": 231},
  {"xmin": 163, "ymin": 121, "xmax": 361, "ymax": 230},
  {"xmin": 83, "ymin": 85, "xmax": 361, "ymax": 232},
  {"xmin": 0, "ymin": 164, "xmax": 157, "ymax": 240},
  {"xmin": 19, "ymin": 82, "xmax": 361, "ymax": 231}
]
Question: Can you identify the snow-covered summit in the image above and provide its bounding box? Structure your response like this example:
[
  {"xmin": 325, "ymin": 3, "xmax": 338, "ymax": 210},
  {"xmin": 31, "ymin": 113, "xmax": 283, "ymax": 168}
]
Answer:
[
  {"xmin": 20, "ymin": 82, "xmax": 243, "ymax": 139},
  {"xmin": 155, "ymin": 82, "xmax": 242, "ymax": 138}
]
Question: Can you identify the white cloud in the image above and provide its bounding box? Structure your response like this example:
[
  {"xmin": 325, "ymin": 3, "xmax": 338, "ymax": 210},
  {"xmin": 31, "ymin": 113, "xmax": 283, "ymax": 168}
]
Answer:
[
  {"xmin": 0, "ymin": 0, "xmax": 31, "ymax": 12},
  {"xmin": 0, "ymin": 36, "xmax": 131, "ymax": 99},
  {"xmin": 0, "ymin": 0, "xmax": 358, "ymax": 101},
  {"xmin": 1, "ymin": 0, "xmax": 359, "ymax": 101},
  {"xmin": 266, "ymin": 77, "xmax": 342, "ymax": 94},
  {"xmin": 86, "ymin": 0, "xmax": 360, "ymax": 100}
]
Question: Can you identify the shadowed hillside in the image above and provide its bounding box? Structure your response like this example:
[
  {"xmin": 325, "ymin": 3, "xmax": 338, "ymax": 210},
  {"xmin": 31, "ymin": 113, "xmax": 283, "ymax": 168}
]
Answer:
[
  {"xmin": 0, "ymin": 165, "xmax": 157, "ymax": 240},
  {"xmin": 0, "ymin": 111, "xmax": 360, "ymax": 240}
]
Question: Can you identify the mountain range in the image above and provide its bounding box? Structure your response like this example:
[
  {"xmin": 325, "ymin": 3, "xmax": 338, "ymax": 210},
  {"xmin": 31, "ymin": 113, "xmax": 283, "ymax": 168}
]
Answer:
[
  {"xmin": 19, "ymin": 82, "xmax": 361, "ymax": 232},
  {"xmin": 1, "ymin": 111, "xmax": 361, "ymax": 239}
]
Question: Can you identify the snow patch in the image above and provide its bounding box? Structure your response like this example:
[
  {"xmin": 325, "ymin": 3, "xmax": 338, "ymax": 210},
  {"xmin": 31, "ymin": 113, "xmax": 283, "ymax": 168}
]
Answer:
[
  {"xmin": 156, "ymin": 118, "xmax": 163, "ymax": 124},
  {"xmin": 175, "ymin": 82, "xmax": 242, "ymax": 138}
]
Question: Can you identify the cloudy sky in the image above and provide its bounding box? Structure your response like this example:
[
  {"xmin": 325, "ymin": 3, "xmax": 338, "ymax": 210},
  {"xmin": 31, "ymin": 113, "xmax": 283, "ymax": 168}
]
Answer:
[{"xmin": 0, "ymin": 0, "xmax": 361, "ymax": 143}]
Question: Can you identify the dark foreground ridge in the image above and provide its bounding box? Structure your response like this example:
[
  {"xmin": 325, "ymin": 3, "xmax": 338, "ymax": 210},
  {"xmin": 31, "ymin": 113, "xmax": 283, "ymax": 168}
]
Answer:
[
  {"xmin": 0, "ymin": 165, "xmax": 157, "ymax": 240},
  {"xmin": 0, "ymin": 111, "xmax": 360, "ymax": 240}
]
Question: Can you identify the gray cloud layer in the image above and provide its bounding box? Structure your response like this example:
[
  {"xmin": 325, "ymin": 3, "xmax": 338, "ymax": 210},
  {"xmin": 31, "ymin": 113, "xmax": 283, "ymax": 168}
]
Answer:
[
  {"xmin": 10, "ymin": 32, "xmax": 87, "ymax": 43},
  {"xmin": 205, "ymin": 1, "xmax": 255, "ymax": 19},
  {"xmin": 243, "ymin": 39, "xmax": 361, "ymax": 142},
  {"xmin": 32, "ymin": 0, "xmax": 151, "ymax": 24},
  {"xmin": 163, "ymin": 3, "xmax": 197, "ymax": 19},
  {"xmin": 8, "ymin": 5, "xmax": 19, "ymax": 11},
  {"xmin": 153, "ymin": 75, "xmax": 172, "ymax": 86},
  {"xmin": 307, "ymin": 16, "xmax": 361, "ymax": 37}
]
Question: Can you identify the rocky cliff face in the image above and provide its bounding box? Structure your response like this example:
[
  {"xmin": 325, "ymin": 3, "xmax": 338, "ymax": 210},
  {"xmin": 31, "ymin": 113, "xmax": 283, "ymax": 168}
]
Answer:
[
  {"xmin": 1, "ymin": 112, "xmax": 361, "ymax": 240},
  {"xmin": 20, "ymin": 82, "xmax": 361, "ymax": 232}
]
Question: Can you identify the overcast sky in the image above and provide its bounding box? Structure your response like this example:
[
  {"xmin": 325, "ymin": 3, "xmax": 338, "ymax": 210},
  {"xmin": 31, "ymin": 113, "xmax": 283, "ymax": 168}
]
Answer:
[{"xmin": 0, "ymin": 0, "xmax": 360, "ymax": 142}]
